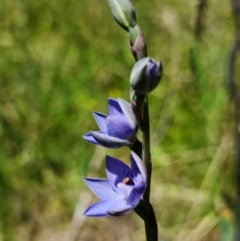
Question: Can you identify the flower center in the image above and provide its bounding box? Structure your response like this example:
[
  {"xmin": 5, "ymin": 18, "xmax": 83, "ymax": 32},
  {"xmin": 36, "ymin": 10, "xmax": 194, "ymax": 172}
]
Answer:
[
  {"xmin": 117, "ymin": 177, "xmax": 135, "ymax": 199},
  {"xmin": 122, "ymin": 177, "xmax": 134, "ymax": 185}
]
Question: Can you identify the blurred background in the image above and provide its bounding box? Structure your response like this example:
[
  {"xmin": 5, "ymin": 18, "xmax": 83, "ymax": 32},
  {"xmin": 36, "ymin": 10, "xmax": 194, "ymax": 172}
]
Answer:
[{"xmin": 0, "ymin": 0, "xmax": 239, "ymax": 240}]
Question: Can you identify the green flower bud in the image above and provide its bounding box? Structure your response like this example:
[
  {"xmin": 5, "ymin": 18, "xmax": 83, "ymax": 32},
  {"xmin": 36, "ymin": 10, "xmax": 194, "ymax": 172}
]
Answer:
[
  {"xmin": 130, "ymin": 57, "xmax": 163, "ymax": 94},
  {"xmin": 108, "ymin": 0, "xmax": 137, "ymax": 32}
]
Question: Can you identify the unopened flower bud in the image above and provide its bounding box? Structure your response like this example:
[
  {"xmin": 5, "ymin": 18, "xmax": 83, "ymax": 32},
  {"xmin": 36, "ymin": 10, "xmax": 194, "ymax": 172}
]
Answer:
[
  {"xmin": 108, "ymin": 0, "xmax": 137, "ymax": 32},
  {"xmin": 130, "ymin": 57, "xmax": 163, "ymax": 94}
]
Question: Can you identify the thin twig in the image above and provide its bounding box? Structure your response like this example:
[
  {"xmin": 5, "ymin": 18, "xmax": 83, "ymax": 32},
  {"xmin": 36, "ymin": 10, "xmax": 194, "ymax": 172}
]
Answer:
[
  {"xmin": 194, "ymin": 0, "xmax": 207, "ymax": 41},
  {"xmin": 228, "ymin": 0, "xmax": 240, "ymax": 198},
  {"xmin": 176, "ymin": 136, "xmax": 231, "ymax": 241},
  {"xmin": 226, "ymin": 2, "xmax": 240, "ymax": 240}
]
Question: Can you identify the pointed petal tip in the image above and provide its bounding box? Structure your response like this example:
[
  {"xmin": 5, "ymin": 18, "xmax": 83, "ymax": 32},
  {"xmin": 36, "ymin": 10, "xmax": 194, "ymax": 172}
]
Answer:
[
  {"xmin": 91, "ymin": 131, "xmax": 132, "ymax": 148},
  {"xmin": 83, "ymin": 210, "xmax": 108, "ymax": 217},
  {"xmin": 131, "ymin": 151, "xmax": 147, "ymax": 183},
  {"xmin": 117, "ymin": 98, "xmax": 137, "ymax": 130}
]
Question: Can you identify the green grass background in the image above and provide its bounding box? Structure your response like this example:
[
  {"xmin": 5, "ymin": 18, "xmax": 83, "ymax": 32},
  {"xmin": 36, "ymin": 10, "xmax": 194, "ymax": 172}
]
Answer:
[{"xmin": 0, "ymin": 0, "xmax": 237, "ymax": 240}]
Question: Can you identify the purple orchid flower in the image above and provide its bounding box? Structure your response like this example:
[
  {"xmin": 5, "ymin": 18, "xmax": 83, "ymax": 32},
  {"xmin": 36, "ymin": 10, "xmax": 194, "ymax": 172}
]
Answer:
[
  {"xmin": 83, "ymin": 152, "xmax": 147, "ymax": 217},
  {"xmin": 83, "ymin": 98, "xmax": 137, "ymax": 148}
]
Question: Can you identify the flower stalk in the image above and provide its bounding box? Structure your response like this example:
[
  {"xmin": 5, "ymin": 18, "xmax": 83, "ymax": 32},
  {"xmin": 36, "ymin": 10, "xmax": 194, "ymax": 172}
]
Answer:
[
  {"xmin": 127, "ymin": 14, "xmax": 158, "ymax": 241},
  {"xmin": 82, "ymin": 1, "xmax": 162, "ymax": 241}
]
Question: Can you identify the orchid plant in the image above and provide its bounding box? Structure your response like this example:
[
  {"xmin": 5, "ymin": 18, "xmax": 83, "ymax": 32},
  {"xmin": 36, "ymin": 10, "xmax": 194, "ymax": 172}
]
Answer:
[{"xmin": 82, "ymin": 0, "xmax": 162, "ymax": 240}]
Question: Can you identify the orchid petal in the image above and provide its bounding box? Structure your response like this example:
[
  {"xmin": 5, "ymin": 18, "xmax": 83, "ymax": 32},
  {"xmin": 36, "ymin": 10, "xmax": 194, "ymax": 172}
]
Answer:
[
  {"xmin": 126, "ymin": 184, "xmax": 145, "ymax": 206},
  {"xmin": 105, "ymin": 155, "xmax": 135, "ymax": 191},
  {"xmin": 106, "ymin": 115, "xmax": 133, "ymax": 139},
  {"xmin": 118, "ymin": 98, "xmax": 137, "ymax": 130},
  {"xmin": 91, "ymin": 132, "xmax": 133, "ymax": 148},
  {"xmin": 82, "ymin": 132, "xmax": 100, "ymax": 145},
  {"xmin": 83, "ymin": 177, "xmax": 119, "ymax": 200},
  {"xmin": 92, "ymin": 111, "xmax": 107, "ymax": 132},
  {"xmin": 131, "ymin": 151, "xmax": 147, "ymax": 183},
  {"xmin": 108, "ymin": 98, "xmax": 123, "ymax": 115},
  {"xmin": 83, "ymin": 197, "xmax": 130, "ymax": 217}
]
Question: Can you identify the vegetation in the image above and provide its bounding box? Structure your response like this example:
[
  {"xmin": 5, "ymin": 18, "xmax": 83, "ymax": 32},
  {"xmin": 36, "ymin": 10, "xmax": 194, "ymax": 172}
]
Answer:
[{"xmin": 0, "ymin": 0, "xmax": 237, "ymax": 240}]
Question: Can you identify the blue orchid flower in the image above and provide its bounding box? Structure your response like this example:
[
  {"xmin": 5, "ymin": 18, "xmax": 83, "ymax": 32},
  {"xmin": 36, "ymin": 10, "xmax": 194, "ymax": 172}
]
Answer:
[
  {"xmin": 83, "ymin": 152, "xmax": 147, "ymax": 217},
  {"xmin": 83, "ymin": 98, "xmax": 137, "ymax": 148}
]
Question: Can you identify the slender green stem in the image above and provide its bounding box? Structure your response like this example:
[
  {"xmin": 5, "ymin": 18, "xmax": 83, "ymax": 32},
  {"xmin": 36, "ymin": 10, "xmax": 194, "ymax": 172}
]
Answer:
[
  {"xmin": 134, "ymin": 200, "xmax": 158, "ymax": 241},
  {"xmin": 141, "ymin": 96, "xmax": 158, "ymax": 241},
  {"xmin": 126, "ymin": 16, "xmax": 158, "ymax": 241},
  {"xmin": 142, "ymin": 96, "xmax": 152, "ymax": 202},
  {"xmin": 131, "ymin": 35, "xmax": 158, "ymax": 241}
]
